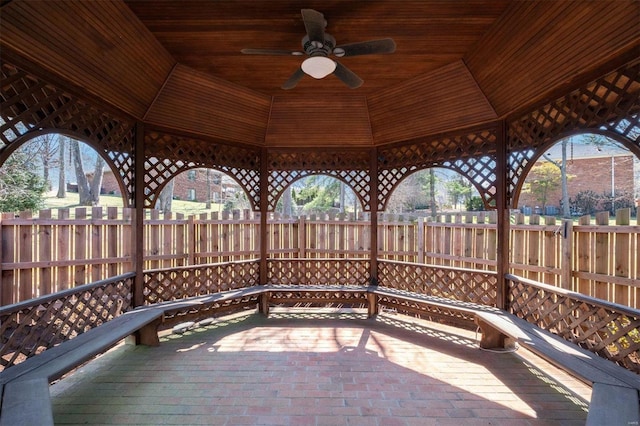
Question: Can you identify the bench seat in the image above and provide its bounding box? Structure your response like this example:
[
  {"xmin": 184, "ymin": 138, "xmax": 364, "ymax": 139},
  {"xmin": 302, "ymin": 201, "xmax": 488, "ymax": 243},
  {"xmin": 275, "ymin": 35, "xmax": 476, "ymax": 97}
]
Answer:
[
  {"xmin": 2, "ymin": 283, "xmax": 638, "ymax": 425},
  {"xmin": 0, "ymin": 308, "xmax": 163, "ymax": 426},
  {"xmin": 260, "ymin": 284, "xmax": 372, "ymax": 316}
]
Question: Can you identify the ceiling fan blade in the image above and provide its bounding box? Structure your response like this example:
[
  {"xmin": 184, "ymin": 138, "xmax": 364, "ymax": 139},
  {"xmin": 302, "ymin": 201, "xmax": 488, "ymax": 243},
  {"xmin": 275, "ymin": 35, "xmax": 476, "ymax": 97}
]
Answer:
[
  {"xmin": 282, "ymin": 68, "xmax": 306, "ymax": 90},
  {"xmin": 333, "ymin": 62, "xmax": 363, "ymax": 89},
  {"xmin": 241, "ymin": 48, "xmax": 303, "ymax": 56},
  {"xmin": 333, "ymin": 38, "xmax": 396, "ymax": 57},
  {"xmin": 301, "ymin": 9, "xmax": 326, "ymax": 45}
]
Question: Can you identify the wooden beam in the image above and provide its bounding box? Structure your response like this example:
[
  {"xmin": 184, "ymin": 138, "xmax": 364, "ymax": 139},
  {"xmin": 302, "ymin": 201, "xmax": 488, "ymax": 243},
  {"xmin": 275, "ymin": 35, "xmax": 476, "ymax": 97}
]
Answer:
[
  {"xmin": 259, "ymin": 148, "xmax": 268, "ymax": 285},
  {"xmin": 370, "ymin": 147, "xmax": 379, "ymax": 284},
  {"xmin": 133, "ymin": 123, "xmax": 145, "ymax": 308},
  {"xmin": 495, "ymin": 120, "xmax": 509, "ymax": 309}
]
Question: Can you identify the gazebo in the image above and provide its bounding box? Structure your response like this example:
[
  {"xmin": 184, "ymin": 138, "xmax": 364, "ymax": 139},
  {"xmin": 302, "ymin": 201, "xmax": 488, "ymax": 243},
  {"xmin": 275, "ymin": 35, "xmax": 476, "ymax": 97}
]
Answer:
[{"xmin": 1, "ymin": 1, "xmax": 639, "ymax": 424}]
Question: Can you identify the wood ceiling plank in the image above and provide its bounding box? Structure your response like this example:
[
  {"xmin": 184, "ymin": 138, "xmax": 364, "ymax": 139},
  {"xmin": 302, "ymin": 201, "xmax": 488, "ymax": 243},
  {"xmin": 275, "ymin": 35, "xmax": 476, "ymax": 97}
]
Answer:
[
  {"xmin": 368, "ymin": 61, "xmax": 497, "ymax": 144},
  {"xmin": 144, "ymin": 65, "xmax": 271, "ymax": 146},
  {"xmin": 465, "ymin": 0, "xmax": 640, "ymax": 117},
  {"xmin": 0, "ymin": 0, "xmax": 176, "ymax": 119}
]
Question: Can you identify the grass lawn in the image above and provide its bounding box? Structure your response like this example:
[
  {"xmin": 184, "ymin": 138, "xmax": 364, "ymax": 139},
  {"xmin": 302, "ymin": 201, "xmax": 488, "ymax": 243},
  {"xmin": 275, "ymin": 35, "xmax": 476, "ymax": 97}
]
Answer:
[{"xmin": 43, "ymin": 192, "xmax": 226, "ymax": 217}]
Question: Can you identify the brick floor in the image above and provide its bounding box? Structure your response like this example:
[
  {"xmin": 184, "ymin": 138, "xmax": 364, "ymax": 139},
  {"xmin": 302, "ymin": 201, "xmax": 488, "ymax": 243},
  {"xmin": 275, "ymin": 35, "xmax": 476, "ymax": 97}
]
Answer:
[{"xmin": 51, "ymin": 309, "xmax": 591, "ymax": 425}]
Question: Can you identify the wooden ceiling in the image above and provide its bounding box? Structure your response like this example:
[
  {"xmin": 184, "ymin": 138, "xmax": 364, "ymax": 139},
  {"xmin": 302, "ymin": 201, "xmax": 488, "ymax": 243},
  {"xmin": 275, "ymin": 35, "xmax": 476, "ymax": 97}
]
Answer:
[
  {"xmin": 125, "ymin": 1, "xmax": 511, "ymax": 97},
  {"xmin": 1, "ymin": 0, "xmax": 639, "ymax": 148}
]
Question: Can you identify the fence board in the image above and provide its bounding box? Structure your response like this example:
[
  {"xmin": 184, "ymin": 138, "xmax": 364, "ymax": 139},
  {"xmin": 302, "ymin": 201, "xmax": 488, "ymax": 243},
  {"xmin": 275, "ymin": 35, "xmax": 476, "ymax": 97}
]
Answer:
[
  {"xmin": 595, "ymin": 212, "xmax": 610, "ymax": 300},
  {"xmin": 1, "ymin": 208, "xmax": 638, "ymax": 309},
  {"xmin": 39, "ymin": 209, "xmax": 52, "ymax": 297},
  {"xmin": 614, "ymin": 209, "xmax": 631, "ymax": 306}
]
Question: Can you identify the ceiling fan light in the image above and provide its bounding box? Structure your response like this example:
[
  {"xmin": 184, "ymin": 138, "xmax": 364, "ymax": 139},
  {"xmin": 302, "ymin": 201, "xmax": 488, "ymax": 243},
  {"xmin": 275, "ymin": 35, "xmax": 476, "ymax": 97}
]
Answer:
[{"xmin": 301, "ymin": 57, "xmax": 336, "ymax": 79}]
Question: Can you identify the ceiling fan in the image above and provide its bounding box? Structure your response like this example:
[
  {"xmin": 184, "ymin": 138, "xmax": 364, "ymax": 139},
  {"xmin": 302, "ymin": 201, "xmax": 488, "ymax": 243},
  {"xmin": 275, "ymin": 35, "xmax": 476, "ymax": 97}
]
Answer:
[{"xmin": 241, "ymin": 9, "xmax": 396, "ymax": 90}]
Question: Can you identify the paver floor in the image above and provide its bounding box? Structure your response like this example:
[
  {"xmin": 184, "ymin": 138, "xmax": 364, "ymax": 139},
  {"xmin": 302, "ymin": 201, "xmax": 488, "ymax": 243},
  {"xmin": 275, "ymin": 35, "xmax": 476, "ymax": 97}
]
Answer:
[{"xmin": 51, "ymin": 309, "xmax": 591, "ymax": 425}]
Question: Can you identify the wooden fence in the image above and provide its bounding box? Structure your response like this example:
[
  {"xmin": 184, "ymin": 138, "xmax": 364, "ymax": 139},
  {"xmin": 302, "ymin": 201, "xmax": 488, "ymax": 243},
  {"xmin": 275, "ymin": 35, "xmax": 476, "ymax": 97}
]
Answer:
[{"xmin": 1, "ymin": 207, "xmax": 638, "ymax": 308}]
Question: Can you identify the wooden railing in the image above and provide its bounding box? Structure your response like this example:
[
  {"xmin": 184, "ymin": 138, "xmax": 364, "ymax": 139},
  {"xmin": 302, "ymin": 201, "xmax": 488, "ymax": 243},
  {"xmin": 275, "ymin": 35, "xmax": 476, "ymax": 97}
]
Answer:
[
  {"xmin": 377, "ymin": 259, "xmax": 498, "ymax": 306},
  {"xmin": 0, "ymin": 273, "xmax": 133, "ymax": 371},
  {"xmin": 1, "ymin": 208, "xmax": 638, "ymax": 308},
  {"xmin": 1, "ymin": 264, "xmax": 638, "ymax": 377},
  {"xmin": 266, "ymin": 258, "xmax": 370, "ymax": 285},
  {"xmin": 143, "ymin": 260, "xmax": 260, "ymax": 304},
  {"xmin": 507, "ymin": 274, "xmax": 640, "ymax": 375}
]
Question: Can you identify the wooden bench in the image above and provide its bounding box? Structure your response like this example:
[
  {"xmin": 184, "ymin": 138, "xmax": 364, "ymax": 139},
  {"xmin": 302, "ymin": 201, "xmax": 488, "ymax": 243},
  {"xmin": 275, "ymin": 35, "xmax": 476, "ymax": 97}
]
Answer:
[
  {"xmin": 369, "ymin": 286, "xmax": 640, "ymax": 425},
  {"xmin": 0, "ymin": 308, "xmax": 164, "ymax": 426},
  {"xmin": 2, "ymin": 283, "xmax": 638, "ymax": 425},
  {"xmin": 260, "ymin": 284, "xmax": 373, "ymax": 317},
  {"xmin": 473, "ymin": 309, "xmax": 640, "ymax": 426},
  {"xmin": 0, "ymin": 285, "xmax": 269, "ymax": 426}
]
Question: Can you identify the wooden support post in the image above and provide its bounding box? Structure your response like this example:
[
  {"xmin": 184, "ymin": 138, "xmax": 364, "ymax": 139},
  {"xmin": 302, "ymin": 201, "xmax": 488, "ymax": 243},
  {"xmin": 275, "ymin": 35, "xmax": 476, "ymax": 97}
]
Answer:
[
  {"xmin": 367, "ymin": 292, "xmax": 378, "ymax": 317},
  {"xmin": 133, "ymin": 123, "xmax": 145, "ymax": 309},
  {"xmin": 136, "ymin": 317, "xmax": 162, "ymax": 346},
  {"xmin": 259, "ymin": 292, "xmax": 270, "ymax": 316},
  {"xmin": 370, "ymin": 148, "xmax": 379, "ymax": 285},
  {"xmin": 495, "ymin": 120, "xmax": 509, "ymax": 310},
  {"xmin": 474, "ymin": 317, "xmax": 507, "ymax": 349},
  {"xmin": 259, "ymin": 148, "xmax": 269, "ymax": 285}
]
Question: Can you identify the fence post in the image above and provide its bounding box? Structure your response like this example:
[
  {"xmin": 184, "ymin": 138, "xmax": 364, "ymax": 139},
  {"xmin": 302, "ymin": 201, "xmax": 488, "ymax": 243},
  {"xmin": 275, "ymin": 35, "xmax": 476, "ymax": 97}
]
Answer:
[
  {"xmin": 39, "ymin": 209, "xmax": 52, "ymax": 297},
  {"xmin": 561, "ymin": 219, "xmax": 573, "ymax": 290},
  {"xmin": 417, "ymin": 217, "xmax": 425, "ymax": 264},
  {"xmin": 595, "ymin": 211, "xmax": 610, "ymax": 300},
  {"xmin": 187, "ymin": 215, "xmax": 196, "ymax": 265},
  {"xmin": 0, "ymin": 212, "xmax": 14, "ymax": 305},
  {"xmin": 614, "ymin": 208, "xmax": 631, "ymax": 306},
  {"xmin": 298, "ymin": 215, "xmax": 306, "ymax": 258}
]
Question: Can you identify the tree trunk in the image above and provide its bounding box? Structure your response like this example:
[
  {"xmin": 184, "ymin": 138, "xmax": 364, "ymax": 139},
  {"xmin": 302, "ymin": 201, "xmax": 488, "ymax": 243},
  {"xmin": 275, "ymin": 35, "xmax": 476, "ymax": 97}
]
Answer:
[
  {"xmin": 71, "ymin": 140, "xmax": 92, "ymax": 205},
  {"xmin": 561, "ymin": 138, "xmax": 571, "ymax": 218},
  {"xmin": 90, "ymin": 155, "xmax": 105, "ymax": 205},
  {"xmin": 429, "ymin": 168, "xmax": 437, "ymax": 217},
  {"xmin": 282, "ymin": 185, "xmax": 293, "ymax": 216},
  {"xmin": 156, "ymin": 179, "xmax": 174, "ymax": 212},
  {"xmin": 206, "ymin": 169, "xmax": 212, "ymax": 209},
  {"xmin": 56, "ymin": 137, "xmax": 66, "ymax": 198}
]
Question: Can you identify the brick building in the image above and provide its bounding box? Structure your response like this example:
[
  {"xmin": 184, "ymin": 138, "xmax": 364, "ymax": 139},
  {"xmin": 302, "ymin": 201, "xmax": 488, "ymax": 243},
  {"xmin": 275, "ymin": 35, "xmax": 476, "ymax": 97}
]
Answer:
[
  {"xmin": 517, "ymin": 143, "xmax": 639, "ymax": 215},
  {"xmin": 100, "ymin": 168, "xmax": 240, "ymax": 203}
]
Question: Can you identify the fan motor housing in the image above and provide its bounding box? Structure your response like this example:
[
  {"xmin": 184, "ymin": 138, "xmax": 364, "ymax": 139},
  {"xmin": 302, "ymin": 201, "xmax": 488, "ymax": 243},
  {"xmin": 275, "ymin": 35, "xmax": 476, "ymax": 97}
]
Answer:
[{"xmin": 302, "ymin": 34, "xmax": 336, "ymax": 56}]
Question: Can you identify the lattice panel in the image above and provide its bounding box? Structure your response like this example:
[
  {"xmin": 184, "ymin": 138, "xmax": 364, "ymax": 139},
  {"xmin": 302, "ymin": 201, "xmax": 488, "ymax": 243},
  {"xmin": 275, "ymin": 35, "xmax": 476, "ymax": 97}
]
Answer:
[
  {"xmin": 508, "ymin": 279, "xmax": 640, "ymax": 374},
  {"xmin": 268, "ymin": 288, "xmax": 369, "ymax": 309},
  {"xmin": 0, "ymin": 274, "xmax": 132, "ymax": 371},
  {"xmin": 143, "ymin": 261, "xmax": 260, "ymax": 305},
  {"xmin": 507, "ymin": 59, "xmax": 640, "ymax": 202},
  {"xmin": 144, "ymin": 131, "xmax": 261, "ymax": 209},
  {"xmin": 377, "ymin": 260, "xmax": 498, "ymax": 306},
  {"xmin": 266, "ymin": 258, "xmax": 370, "ymax": 286},
  {"xmin": 267, "ymin": 149, "xmax": 371, "ymax": 211},
  {"xmin": 377, "ymin": 128, "xmax": 498, "ymax": 211},
  {"xmin": 161, "ymin": 295, "xmax": 260, "ymax": 324},
  {"xmin": 0, "ymin": 62, "xmax": 136, "ymax": 204},
  {"xmin": 376, "ymin": 294, "xmax": 476, "ymax": 329}
]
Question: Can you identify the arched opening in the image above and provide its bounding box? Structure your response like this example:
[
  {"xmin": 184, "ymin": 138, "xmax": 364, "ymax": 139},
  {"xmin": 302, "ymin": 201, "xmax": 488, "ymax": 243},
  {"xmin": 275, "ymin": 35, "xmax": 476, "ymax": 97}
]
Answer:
[
  {"xmin": 385, "ymin": 167, "xmax": 483, "ymax": 217},
  {"xmin": 516, "ymin": 133, "xmax": 639, "ymax": 219},
  {"xmin": 0, "ymin": 132, "xmax": 127, "ymax": 214},
  {"xmin": 273, "ymin": 174, "xmax": 364, "ymax": 217},
  {"xmin": 151, "ymin": 167, "xmax": 251, "ymax": 215}
]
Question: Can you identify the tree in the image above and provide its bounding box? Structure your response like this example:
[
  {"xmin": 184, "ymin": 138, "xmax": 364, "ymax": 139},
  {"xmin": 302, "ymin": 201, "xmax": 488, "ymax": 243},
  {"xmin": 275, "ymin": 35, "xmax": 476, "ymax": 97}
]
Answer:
[
  {"xmin": 446, "ymin": 176, "xmax": 472, "ymax": 209},
  {"xmin": 0, "ymin": 151, "xmax": 47, "ymax": 212},
  {"xmin": 542, "ymin": 138, "xmax": 572, "ymax": 217},
  {"xmin": 18, "ymin": 133, "xmax": 59, "ymax": 191},
  {"xmin": 70, "ymin": 139, "xmax": 106, "ymax": 206},
  {"xmin": 293, "ymin": 175, "xmax": 341, "ymax": 214},
  {"xmin": 56, "ymin": 136, "xmax": 66, "ymax": 198},
  {"xmin": 156, "ymin": 179, "xmax": 174, "ymax": 212},
  {"xmin": 386, "ymin": 172, "xmax": 428, "ymax": 214},
  {"xmin": 413, "ymin": 169, "xmax": 439, "ymax": 216},
  {"xmin": 522, "ymin": 162, "xmax": 561, "ymax": 209}
]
